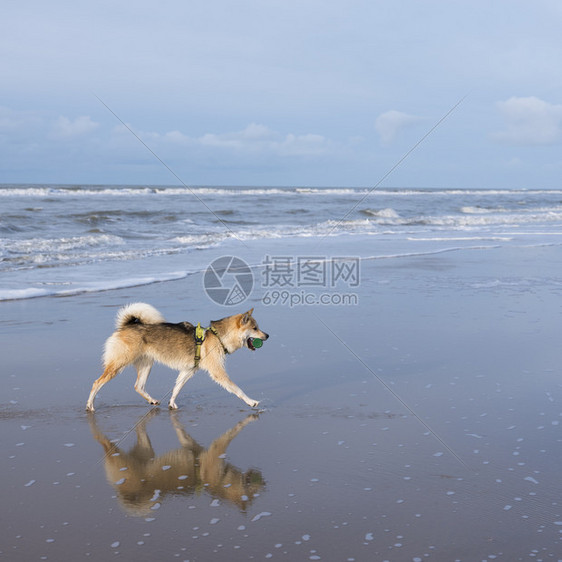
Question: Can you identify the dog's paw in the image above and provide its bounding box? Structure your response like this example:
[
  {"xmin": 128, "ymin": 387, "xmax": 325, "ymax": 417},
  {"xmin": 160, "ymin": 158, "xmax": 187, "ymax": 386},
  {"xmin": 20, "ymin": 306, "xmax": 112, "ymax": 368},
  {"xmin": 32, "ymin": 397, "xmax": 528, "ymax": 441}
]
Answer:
[
  {"xmin": 150, "ymin": 400, "xmax": 160, "ymax": 405},
  {"xmin": 85, "ymin": 404, "xmax": 95, "ymax": 412},
  {"xmin": 249, "ymin": 400, "xmax": 260, "ymax": 409},
  {"xmin": 168, "ymin": 402, "xmax": 178, "ymax": 410}
]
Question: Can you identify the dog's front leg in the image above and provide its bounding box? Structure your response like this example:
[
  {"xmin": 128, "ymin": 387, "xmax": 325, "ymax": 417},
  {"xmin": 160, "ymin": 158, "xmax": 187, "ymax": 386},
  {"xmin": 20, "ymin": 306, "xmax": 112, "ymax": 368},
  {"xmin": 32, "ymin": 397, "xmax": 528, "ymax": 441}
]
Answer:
[
  {"xmin": 207, "ymin": 365, "xmax": 260, "ymax": 408},
  {"xmin": 169, "ymin": 368, "xmax": 196, "ymax": 410}
]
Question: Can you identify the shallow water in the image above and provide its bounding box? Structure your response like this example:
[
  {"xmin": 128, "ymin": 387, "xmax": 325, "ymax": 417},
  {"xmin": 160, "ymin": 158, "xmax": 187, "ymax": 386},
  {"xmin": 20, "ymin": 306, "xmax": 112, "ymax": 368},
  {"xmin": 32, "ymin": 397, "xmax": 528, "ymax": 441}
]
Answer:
[{"xmin": 2, "ymin": 243, "xmax": 562, "ymax": 560}]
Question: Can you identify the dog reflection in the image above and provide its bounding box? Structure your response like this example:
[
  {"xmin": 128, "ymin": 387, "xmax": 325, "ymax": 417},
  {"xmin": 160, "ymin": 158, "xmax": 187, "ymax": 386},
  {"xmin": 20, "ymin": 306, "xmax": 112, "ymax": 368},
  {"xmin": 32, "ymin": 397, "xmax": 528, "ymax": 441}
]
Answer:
[{"xmin": 88, "ymin": 412, "xmax": 265, "ymax": 516}]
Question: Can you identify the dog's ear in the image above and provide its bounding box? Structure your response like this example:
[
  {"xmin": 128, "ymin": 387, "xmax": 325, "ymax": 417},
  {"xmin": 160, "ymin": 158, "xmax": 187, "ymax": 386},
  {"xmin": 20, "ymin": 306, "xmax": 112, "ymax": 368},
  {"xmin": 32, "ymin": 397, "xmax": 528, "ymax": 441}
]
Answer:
[{"xmin": 241, "ymin": 308, "xmax": 254, "ymax": 324}]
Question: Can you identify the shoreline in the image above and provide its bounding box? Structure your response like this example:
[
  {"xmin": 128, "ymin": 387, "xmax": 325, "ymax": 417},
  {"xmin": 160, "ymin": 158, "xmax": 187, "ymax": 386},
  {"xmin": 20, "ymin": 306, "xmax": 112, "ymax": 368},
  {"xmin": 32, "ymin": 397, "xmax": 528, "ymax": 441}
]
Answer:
[
  {"xmin": 3, "ymin": 237, "xmax": 560, "ymax": 304},
  {"xmin": 2, "ymin": 243, "xmax": 562, "ymax": 560}
]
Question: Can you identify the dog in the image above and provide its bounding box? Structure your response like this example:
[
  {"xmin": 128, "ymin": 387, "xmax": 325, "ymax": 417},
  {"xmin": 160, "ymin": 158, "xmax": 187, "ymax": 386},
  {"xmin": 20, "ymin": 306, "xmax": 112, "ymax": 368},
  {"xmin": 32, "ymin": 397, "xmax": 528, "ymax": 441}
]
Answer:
[{"xmin": 86, "ymin": 302, "xmax": 269, "ymax": 411}]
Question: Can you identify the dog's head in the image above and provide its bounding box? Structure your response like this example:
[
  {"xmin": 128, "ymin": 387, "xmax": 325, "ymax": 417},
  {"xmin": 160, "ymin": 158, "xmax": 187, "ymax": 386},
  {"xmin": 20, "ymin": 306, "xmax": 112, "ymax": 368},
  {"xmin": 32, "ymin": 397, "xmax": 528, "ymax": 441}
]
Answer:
[{"xmin": 238, "ymin": 308, "xmax": 269, "ymax": 351}]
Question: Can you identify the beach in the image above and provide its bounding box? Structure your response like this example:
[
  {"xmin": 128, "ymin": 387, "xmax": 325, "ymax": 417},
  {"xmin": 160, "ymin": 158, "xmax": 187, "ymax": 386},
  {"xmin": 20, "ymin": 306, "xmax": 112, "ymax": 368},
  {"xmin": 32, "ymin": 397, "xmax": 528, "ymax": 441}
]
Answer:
[
  {"xmin": 3, "ymin": 0, "xmax": 562, "ymax": 556},
  {"xmin": 2, "ymin": 234, "xmax": 562, "ymax": 560}
]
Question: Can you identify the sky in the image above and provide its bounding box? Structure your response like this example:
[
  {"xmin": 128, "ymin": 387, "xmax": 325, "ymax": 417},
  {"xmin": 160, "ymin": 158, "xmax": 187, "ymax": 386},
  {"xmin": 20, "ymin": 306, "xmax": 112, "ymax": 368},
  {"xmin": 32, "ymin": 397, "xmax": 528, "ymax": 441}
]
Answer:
[{"xmin": 1, "ymin": 0, "xmax": 562, "ymax": 188}]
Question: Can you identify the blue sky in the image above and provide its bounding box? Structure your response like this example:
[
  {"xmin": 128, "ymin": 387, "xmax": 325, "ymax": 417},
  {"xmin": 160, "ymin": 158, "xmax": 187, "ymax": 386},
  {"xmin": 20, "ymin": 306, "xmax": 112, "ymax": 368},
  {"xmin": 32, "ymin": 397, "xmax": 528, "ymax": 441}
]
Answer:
[{"xmin": 2, "ymin": 0, "xmax": 562, "ymax": 188}]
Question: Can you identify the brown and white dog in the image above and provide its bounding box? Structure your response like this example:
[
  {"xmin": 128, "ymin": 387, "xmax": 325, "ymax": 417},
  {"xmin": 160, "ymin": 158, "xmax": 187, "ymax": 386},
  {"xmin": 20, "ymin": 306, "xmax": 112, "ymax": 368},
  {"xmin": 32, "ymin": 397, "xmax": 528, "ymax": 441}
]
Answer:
[{"xmin": 86, "ymin": 303, "xmax": 269, "ymax": 411}]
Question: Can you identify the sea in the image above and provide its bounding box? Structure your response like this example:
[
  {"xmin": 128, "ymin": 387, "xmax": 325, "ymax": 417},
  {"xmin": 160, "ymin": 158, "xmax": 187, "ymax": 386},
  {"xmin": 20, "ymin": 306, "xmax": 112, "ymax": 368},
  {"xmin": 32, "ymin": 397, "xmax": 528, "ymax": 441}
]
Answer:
[{"xmin": 1, "ymin": 184, "xmax": 562, "ymax": 302}]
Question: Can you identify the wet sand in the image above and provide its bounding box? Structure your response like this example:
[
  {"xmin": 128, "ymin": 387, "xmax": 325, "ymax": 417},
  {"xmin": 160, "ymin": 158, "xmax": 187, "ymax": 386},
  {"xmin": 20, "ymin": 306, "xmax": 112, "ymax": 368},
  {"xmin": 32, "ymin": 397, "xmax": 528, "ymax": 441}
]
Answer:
[{"xmin": 2, "ymin": 245, "xmax": 562, "ymax": 561}]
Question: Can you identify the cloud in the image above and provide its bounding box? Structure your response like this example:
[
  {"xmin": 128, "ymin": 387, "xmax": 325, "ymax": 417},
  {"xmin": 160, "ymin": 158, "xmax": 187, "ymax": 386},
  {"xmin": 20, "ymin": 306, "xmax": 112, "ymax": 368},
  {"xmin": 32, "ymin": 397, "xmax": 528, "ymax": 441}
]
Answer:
[
  {"xmin": 198, "ymin": 123, "xmax": 330, "ymax": 156},
  {"xmin": 278, "ymin": 133, "xmax": 328, "ymax": 156},
  {"xmin": 105, "ymin": 121, "xmax": 333, "ymax": 167},
  {"xmin": 375, "ymin": 110, "xmax": 422, "ymax": 144},
  {"xmin": 0, "ymin": 106, "xmax": 44, "ymax": 137},
  {"xmin": 52, "ymin": 115, "xmax": 99, "ymax": 139},
  {"xmin": 162, "ymin": 130, "xmax": 191, "ymax": 144},
  {"xmin": 199, "ymin": 123, "xmax": 277, "ymax": 150},
  {"xmin": 492, "ymin": 96, "xmax": 562, "ymax": 145}
]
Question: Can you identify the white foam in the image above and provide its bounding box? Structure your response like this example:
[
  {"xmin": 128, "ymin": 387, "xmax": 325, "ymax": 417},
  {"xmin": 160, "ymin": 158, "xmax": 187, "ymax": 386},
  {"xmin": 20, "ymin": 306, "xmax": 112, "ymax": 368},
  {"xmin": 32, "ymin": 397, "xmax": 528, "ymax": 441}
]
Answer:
[
  {"xmin": 3, "ymin": 185, "xmax": 562, "ymax": 198},
  {"xmin": 0, "ymin": 288, "xmax": 50, "ymax": 300},
  {"xmin": 172, "ymin": 234, "xmax": 225, "ymax": 247},
  {"xmin": 0, "ymin": 271, "xmax": 190, "ymax": 302},
  {"xmin": 460, "ymin": 206, "xmax": 499, "ymax": 214},
  {"xmin": 362, "ymin": 245, "xmax": 501, "ymax": 262},
  {"xmin": 2, "ymin": 234, "xmax": 124, "ymax": 254},
  {"xmin": 408, "ymin": 236, "xmax": 512, "ymax": 242},
  {"xmin": 0, "ymin": 185, "xmax": 359, "ymax": 197},
  {"xmin": 361, "ymin": 208, "xmax": 400, "ymax": 218}
]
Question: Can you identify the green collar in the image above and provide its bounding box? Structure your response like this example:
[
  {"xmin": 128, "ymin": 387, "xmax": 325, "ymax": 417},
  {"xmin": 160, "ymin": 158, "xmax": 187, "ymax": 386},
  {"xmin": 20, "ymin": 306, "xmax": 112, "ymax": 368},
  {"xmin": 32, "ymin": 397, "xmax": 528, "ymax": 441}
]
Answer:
[{"xmin": 194, "ymin": 323, "xmax": 229, "ymax": 368}]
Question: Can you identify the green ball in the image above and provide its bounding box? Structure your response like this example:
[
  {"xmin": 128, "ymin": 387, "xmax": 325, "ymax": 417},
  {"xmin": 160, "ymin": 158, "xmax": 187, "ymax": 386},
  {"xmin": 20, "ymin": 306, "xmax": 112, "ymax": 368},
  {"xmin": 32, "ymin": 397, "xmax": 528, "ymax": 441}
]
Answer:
[{"xmin": 252, "ymin": 338, "xmax": 263, "ymax": 348}]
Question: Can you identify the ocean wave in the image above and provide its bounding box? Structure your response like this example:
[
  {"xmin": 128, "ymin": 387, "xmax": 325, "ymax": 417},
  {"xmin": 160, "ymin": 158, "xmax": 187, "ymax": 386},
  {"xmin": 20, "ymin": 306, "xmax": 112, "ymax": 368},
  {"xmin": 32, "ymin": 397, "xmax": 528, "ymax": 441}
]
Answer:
[
  {"xmin": 424, "ymin": 211, "xmax": 562, "ymax": 228},
  {"xmin": 0, "ymin": 271, "xmax": 191, "ymax": 302},
  {"xmin": 360, "ymin": 208, "xmax": 400, "ymax": 219},
  {"xmin": 460, "ymin": 206, "xmax": 503, "ymax": 214},
  {"xmin": 2, "ymin": 234, "xmax": 124, "ymax": 255},
  {"xmin": 0, "ymin": 185, "xmax": 363, "ymax": 197},
  {"xmin": 361, "ymin": 245, "xmax": 502, "ymax": 261},
  {"xmin": 0, "ymin": 234, "xmax": 184, "ymax": 272},
  {"xmin": 3, "ymin": 185, "xmax": 562, "ymax": 198},
  {"xmin": 460, "ymin": 204, "xmax": 562, "ymax": 215},
  {"xmin": 0, "ymin": 186, "xmax": 293, "ymax": 197},
  {"xmin": 407, "ymin": 236, "xmax": 513, "ymax": 242},
  {"xmin": 294, "ymin": 187, "xmax": 359, "ymax": 195},
  {"xmin": 354, "ymin": 210, "xmax": 562, "ymax": 229},
  {"xmin": 172, "ymin": 234, "xmax": 226, "ymax": 248},
  {"xmin": 66, "ymin": 209, "xmax": 175, "ymax": 225},
  {"xmin": 4, "ymin": 208, "xmax": 560, "ymax": 270}
]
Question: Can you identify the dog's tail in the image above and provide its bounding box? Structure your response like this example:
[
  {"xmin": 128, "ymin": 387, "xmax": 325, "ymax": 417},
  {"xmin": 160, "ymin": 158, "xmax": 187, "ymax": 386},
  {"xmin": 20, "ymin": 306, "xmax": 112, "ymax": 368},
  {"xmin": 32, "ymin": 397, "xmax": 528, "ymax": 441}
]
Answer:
[{"xmin": 115, "ymin": 302, "xmax": 165, "ymax": 329}]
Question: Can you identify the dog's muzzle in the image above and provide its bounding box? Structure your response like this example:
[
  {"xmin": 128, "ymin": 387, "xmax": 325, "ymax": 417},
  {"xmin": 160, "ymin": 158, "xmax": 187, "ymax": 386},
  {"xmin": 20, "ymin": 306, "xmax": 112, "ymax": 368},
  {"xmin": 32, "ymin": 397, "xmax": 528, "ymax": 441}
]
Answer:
[{"xmin": 247, "ymin": 332, "xmax": 269, "ymax": 351}]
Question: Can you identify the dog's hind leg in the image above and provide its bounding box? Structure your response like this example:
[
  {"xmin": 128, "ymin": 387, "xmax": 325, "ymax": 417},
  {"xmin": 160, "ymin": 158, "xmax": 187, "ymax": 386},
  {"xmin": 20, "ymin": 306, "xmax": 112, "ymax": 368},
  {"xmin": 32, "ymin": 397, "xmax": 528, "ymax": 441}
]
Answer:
[
  {"xmin": 207, "ymin": 366, "xmax": 260, "ymax": 408},
  {"xmin": 86, "ymin": 361, "xmax": 124, "ymax": 412},
  {"xmin": 134, "ymin": 358, "xmax": 159, "ymax": 405},
  {"xmin": 169, "ymin": 368, "xmax": 196, "ymax": 410}
]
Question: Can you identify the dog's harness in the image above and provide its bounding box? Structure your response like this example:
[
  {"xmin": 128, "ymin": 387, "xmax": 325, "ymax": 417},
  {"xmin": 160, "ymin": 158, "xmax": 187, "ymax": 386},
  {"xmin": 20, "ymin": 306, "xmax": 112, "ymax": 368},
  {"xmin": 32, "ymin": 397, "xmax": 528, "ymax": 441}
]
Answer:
[{"xmin": 194, "ymin": 323, "xmax": 229, "ymax": 368}]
